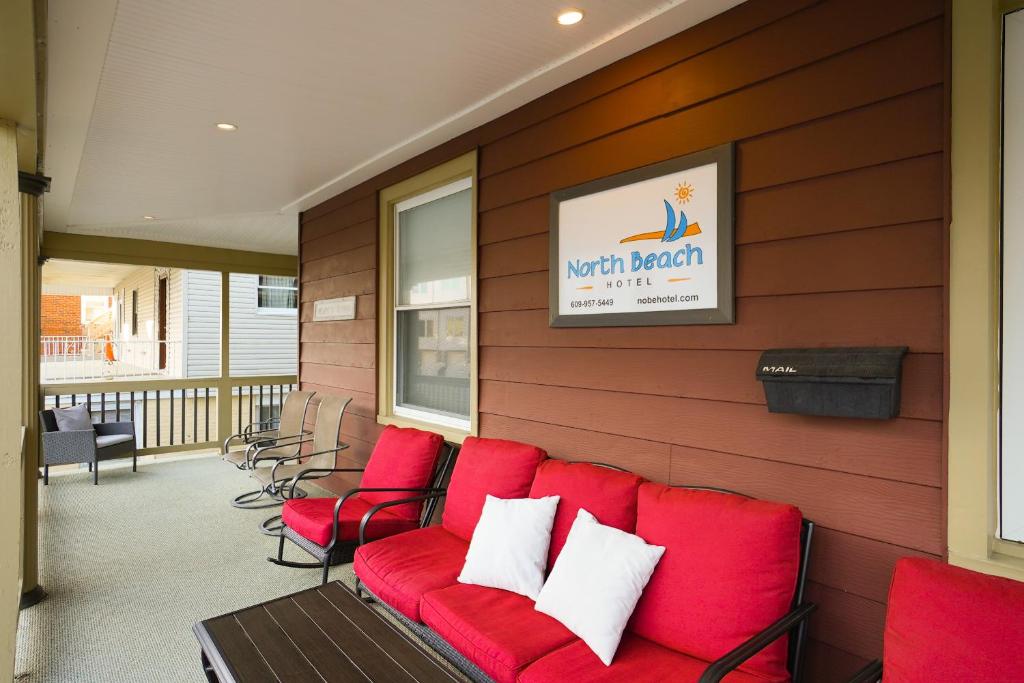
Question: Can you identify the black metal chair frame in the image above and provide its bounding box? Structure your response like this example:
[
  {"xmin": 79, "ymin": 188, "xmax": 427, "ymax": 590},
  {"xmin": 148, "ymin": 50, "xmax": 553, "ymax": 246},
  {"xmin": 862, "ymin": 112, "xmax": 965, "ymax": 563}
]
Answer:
[
  {"xmin": 847, "ymin": 660, "xmax": 883, "ymax": 683},
  {"xmin": 353, "ymin": 471, "xmax": 816, "ymax": 683},
  {"xmin": 232, "ymin": 395, "xmax": 352, "ymax": 510},
  {"xmin": 221, "ymin": 390, "xmax": 315, "ymax": 471},
  {"xmin": 270, "ymin": 441, "xmax": 458, "ymax": 584},
  {"xmin": 231, "ymin": 438, "xmax": 344, "ymax": 507}
]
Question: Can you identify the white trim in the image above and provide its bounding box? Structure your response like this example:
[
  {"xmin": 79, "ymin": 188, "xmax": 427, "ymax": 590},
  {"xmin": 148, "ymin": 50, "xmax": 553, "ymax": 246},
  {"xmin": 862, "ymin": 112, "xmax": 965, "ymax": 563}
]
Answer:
[
  {"xmin": 395, "ymin": 176, "xmax": 472, "ymax": 213},
  {"xmin": 394, "ymin": 405, "xmax": 472, "ymax": 432}
]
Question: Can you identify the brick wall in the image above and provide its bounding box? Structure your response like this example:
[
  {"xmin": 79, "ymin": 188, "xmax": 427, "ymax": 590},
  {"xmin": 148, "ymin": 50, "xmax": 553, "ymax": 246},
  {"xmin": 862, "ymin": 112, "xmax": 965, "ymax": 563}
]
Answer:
[{"xmin": 41, "ymin": 295, "xmax": 83, "ymax": 337}]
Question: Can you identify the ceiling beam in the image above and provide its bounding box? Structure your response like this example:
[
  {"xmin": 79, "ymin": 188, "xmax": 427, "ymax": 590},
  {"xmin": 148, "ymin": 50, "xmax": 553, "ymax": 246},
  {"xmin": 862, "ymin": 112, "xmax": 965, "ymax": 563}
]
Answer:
[{"xmin": 41, "ymin": 232, "xmax": 296, "ymax": 276}]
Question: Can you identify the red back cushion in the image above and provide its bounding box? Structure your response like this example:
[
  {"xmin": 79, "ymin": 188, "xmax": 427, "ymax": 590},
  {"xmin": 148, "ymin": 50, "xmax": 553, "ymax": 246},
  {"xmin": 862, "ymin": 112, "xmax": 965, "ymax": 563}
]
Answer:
[
  {"xmin": 883, "ymin": 557, "xmax": 1024, "ymax": 681},
  {"xmin": 358, "ymin": 425, "xmax": 444, "ymax": 521},
  {"xmin": 528, "ymin": 460, "xmax": 643, "ymax": 568},
  {"xmin": 441, "ymin": 436, "xmax": 547, "ymax": 540},
  {"xmin": 629, "ymin": 484, "xmax": 802, "ymax": 682}
]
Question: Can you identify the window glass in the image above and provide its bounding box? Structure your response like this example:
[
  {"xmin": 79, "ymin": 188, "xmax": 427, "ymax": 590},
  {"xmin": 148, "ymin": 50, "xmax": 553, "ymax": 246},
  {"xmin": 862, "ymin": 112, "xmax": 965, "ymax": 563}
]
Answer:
[
  {"xmin": 396, "ymin": 307, "xmax": 471, "ymax": 419},
  {"xmin": 257, "ymin": 275, "xmax": 298, "ymax": 310},
  {"xmin": 397, "ymin": 187, "xmax": 471, "ymax": 306},
  {"xmin": 392, "ymin": 178, "xmax": 472, "ymax": 425},
  {"xmin": 1001, "ymin": 9, "xmax": 1024, "ymax": 543}
]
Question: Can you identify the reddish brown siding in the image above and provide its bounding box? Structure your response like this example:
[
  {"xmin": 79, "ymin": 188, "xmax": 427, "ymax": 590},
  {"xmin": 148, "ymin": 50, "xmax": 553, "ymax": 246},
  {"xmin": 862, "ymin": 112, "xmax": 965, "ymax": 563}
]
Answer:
[{"xmin": 298, "ymin": 0, "xmax": 949, "ymax": 678}]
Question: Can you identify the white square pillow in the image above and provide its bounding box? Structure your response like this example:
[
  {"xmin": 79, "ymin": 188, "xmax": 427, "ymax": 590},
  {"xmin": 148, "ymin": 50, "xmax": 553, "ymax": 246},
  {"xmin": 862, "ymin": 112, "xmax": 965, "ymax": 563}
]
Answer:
[
  {"xmin": 534, "ymin": 508, "xmax": 665, "ymax": 666},
  {"xmin": 458, "ymin": 494, "xmax": 560, "ymax": 600}
]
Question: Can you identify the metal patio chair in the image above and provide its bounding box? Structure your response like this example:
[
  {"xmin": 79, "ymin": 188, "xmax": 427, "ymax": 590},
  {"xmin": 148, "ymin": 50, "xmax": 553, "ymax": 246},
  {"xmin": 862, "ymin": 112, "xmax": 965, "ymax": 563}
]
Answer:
[
  {"xmin": 232, "ymin": 395, "xmax": 351, "ymax": 510},
  {"xmin": 222, "ymin": 389, "xmax": 314, "ymax": 471},
  {"xmin": 270, "ymin": 426, "xmax": 456, "ymax": 584},
  {"xmin": 39, "ymin": 409, "xmax": 138, "ymax": 485}
]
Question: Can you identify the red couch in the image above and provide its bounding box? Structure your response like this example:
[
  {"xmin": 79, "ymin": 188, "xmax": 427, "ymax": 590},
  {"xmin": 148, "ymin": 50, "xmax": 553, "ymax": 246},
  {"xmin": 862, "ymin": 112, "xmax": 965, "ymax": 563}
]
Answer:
[
  {"xmin": 354, "ymin": 437, "xmax": 815, "ymax": 683},
  {"xmin": 850, "ymin": 557, "xmax": 1024, "ymax": 682}
]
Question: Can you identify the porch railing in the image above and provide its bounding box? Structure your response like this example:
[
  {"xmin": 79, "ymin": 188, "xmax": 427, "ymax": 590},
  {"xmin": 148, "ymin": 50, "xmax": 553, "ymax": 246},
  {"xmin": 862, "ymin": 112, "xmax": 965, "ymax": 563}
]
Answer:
[
  {"xmin": 40, "ymin": 336, "xmax": 182, "ymax": 383},
  {"xmin": 41, "ymin": 376, "xmax": 297, "ymax": 456}
]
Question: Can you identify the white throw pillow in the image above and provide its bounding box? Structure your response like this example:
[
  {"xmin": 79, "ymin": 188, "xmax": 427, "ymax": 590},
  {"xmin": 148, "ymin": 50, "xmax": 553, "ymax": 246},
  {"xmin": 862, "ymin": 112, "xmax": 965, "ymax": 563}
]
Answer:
[
  {"xmin": 534, "ymin": 508, "xmax": 665, "ymax": 666},
  {"xmin": 457, "ymin": 494, "xmax": 560, "ymax": 600}
]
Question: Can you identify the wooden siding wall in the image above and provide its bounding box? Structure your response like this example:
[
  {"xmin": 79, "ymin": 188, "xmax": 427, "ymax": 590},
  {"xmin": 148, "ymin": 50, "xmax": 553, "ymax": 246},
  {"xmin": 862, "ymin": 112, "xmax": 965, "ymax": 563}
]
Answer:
[{"xmin": 298, "ymin": 0, "xmax": 948, "ymax": 678}]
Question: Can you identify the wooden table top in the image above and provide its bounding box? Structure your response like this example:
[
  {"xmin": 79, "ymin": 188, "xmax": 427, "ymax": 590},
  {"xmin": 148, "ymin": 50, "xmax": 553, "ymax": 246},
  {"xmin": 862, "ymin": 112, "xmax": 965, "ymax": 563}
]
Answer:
[{"xmin": 194, "ymin": 581, "xmax": 461, "ymax": 682}]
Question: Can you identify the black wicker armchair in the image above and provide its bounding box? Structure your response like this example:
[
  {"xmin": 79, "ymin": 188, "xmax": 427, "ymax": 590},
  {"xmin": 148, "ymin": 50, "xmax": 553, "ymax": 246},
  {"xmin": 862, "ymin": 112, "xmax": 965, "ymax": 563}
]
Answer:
[{"xmin": 39, "ymin": 409, "xmax": 137, "ymax": 485}]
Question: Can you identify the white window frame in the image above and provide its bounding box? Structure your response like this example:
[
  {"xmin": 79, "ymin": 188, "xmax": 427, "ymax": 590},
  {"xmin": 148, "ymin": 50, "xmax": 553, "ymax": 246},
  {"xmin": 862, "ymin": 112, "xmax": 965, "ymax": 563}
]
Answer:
[
  {"xmin": 378, "ymin": 151, "xmax": 478, "ymax": 442},
  {"xmin": 256, "ymin": 275, "xmax": 298, "ymax": 316}
]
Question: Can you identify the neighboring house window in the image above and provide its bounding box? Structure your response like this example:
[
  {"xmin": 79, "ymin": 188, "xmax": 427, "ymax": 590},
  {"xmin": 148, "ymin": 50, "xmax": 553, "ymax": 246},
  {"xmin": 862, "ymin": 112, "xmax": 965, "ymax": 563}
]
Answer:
[
  {"xmin": 131, "ymin": 290, "xmax": 138, "ymax": 336},
  {"xmin": 257, "ymin": 275, "xmax": 298, "ymax": 314},
  {"xmin": 378, "ymin": 151, "xmax": 477, "ymax": 439}
]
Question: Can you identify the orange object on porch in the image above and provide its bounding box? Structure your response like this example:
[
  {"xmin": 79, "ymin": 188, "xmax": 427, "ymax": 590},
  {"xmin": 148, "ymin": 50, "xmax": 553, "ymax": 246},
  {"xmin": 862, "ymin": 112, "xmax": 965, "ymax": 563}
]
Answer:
[{"xmin": 104, "ymin": 337, "xmax": 116, "ymax": 362}]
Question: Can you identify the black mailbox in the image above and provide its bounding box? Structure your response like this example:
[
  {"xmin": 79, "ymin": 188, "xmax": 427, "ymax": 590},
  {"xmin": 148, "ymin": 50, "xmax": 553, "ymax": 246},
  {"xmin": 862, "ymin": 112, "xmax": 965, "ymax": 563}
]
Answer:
[{"xmin": 755, "ymin": 347, "xmax": 908, "ymax": 420}]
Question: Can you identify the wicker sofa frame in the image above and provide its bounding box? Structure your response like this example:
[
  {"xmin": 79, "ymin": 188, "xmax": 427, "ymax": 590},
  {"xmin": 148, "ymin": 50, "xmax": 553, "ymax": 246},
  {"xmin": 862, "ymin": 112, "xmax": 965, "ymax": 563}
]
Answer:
[
  {"xmin": 354, "ymin": 471, "xmax": 816, "ymax": 683},
  {"xmin": 39, "ymin": 410, "xmax": 138, "ymax": 485}
]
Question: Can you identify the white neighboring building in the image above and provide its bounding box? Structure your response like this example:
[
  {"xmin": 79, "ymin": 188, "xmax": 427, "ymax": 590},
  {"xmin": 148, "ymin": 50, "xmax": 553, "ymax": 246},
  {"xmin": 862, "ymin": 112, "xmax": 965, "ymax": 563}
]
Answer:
[{"xmin": 112, "ymin": 268, "xmax": 297, "ymax": 378}]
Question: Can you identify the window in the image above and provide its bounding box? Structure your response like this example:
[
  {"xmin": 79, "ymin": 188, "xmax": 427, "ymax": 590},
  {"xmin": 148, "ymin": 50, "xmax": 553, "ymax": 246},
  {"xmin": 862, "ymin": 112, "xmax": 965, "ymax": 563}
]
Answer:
[
  {"xmin": 131, "ymin": 290, "xmax": 138, "ymax": 336},
  {"xmin": 257, "ymin": 275, "xmax": 298, "ymax": 313},
  {"xmin": 1002, "ymin": 9, "xmax": 1024, "ymax": 545},
  {"xmin": 379, "ymin": 152, "xmax": 477, "ymax": 438}
]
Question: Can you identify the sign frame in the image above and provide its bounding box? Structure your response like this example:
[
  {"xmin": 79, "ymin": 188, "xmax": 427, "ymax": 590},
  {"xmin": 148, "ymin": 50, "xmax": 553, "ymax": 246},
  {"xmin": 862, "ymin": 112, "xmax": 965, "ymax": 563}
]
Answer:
[{"xmin": 548, "ymin": 143, "xmax": 734, "ymax": 328}]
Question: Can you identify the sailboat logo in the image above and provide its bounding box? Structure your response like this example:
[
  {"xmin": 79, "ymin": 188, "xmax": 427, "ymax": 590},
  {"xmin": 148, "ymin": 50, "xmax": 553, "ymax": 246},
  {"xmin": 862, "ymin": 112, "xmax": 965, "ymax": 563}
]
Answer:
[{"xmin": 619, "ymin": 181, "xmax": 701, "ymax": 244}]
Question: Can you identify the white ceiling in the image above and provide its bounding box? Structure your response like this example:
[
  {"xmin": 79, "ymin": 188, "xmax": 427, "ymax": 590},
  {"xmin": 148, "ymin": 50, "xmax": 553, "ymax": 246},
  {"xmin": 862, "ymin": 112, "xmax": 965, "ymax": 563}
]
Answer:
[
  {"xmin": 42, "ymin": 259, "xmax": 142, "ymax": 295},
  {"xmin": 44, "ymin": 0, "xmax": 743, "ymax": 255}
]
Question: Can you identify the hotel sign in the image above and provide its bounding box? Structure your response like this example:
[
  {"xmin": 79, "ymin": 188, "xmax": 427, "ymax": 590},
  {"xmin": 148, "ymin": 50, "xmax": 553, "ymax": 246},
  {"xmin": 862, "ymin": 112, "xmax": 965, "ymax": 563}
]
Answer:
[{"xmin": 548, "ymin": 144, "xmax": 734, "ymax": 327}]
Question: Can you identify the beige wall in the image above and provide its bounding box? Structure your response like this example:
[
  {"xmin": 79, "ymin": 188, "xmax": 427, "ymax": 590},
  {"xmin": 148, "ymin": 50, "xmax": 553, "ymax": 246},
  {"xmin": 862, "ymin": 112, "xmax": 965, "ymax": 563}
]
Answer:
[{"xmin": 0, "ymin": 119, "xmax": 25, "ymax": 683}]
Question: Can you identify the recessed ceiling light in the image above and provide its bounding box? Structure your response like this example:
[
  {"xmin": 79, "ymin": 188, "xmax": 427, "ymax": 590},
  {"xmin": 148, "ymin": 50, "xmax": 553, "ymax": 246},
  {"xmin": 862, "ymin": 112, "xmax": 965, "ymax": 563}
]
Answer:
[
  {"xmin": 143, "ymin": 215, "xmax": 155, "ymax": 220},
  {"xmin": 216, "ymin": 122, "xmax": 238, "ymax": 131},
  {"xmin": 557, "ymin": 9, "xmax": 583, "ymax": 25}
]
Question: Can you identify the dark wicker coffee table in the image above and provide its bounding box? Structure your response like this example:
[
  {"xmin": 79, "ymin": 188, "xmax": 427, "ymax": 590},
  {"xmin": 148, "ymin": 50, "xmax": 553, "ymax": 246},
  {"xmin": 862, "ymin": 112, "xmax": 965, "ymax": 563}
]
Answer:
[{"xmin": 194, "ymin": 581, "xmax": 461, "ymax": 682}]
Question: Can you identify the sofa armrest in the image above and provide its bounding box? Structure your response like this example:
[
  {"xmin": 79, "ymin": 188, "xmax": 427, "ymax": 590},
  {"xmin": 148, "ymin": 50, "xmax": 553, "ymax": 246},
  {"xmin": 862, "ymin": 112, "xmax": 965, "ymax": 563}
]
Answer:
[
  {"xmin": 94, "ymin": 421, "xmax": 134, "ymax": 436},
  {"xmin": 41, "ymin": 429, "xmax": 98, "ymax": 464},
  {"xmin": 847, "ymin": 660, "xmax": 882, "ymax": 683},
  {"xmin": 356, "ymin": 490, "xmax": 447, "ymax": 545},
  {"xmin": 697, "ymin": 602, "xmax": 817, "ymax": 683}
]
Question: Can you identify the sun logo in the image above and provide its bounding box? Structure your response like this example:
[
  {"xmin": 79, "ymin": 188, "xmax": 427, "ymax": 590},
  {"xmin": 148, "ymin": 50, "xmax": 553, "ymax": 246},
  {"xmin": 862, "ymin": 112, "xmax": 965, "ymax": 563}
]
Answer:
[{"xmin": 674, "ymin": 182, "xmax": 694, "ymax": 204}]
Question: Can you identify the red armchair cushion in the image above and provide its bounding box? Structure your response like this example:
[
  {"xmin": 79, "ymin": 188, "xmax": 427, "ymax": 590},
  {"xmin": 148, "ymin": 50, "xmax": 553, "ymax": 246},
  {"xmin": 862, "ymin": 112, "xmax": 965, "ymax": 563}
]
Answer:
[
  {"xmin": 359, "ymin": 425, "xmax": 445, "ymax": 521},
  {"xmin": 883, "ymin": 557, "xmax": 1024, "ymax": 681},
  {"xmin": 519, "ymin": 633, "xmax": 768, "ymax": 683},
  {"xmin": 353, "ymin": 525, "xmax": 468, "ymax": 621},
  {"xmin": 420, "ymin": 584, "xmax": 576, "ymax": 683},
  {"xmin": 281, "ymin": 496, "xmax": 418, "ymax": 547},
  {"xmin": 629, "ymin": 484, "xmax": 801, "ymax": 683},
  {"xmin": 441, "ymin": 436, "xmax": 547, "ymax": 541},
  {"xmin": 528, "ymin": 459, "xmax": 643, "ymax": 567}
]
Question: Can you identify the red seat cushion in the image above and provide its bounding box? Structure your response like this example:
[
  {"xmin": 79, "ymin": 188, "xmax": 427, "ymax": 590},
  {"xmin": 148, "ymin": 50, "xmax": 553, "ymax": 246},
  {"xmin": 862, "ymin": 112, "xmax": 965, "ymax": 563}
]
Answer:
[
  {"xmin": 629, "ymin": 484, "xmax": 801, "ymax": 683},
  {"xmin": 353, "ymin": 525, "xmax": 468, "ymax": 622},
  {"xmin": 359, "ymin": 425, "xmax": 445, "ymax": 521},
  {"xmin": 883, "ymin": 557, "xmax": 1024, "ymax": 681},
  {"xmin": 519, "ymin": 633, "xmax": 769, "ymax": 683},
  {"xmin": 420, "ymin": 584, "xmax": 575, "ymax": 683},
  {"xmin": 441, "ymin": 436, "xmax": 547, "ymax": 541},
  {"xmin": 281, "ymin": 495, "xmax": 419, "ymax": 547},
  {"xmin": 528, "ymin": 459, "xmax": 643, "ymax": 567}
]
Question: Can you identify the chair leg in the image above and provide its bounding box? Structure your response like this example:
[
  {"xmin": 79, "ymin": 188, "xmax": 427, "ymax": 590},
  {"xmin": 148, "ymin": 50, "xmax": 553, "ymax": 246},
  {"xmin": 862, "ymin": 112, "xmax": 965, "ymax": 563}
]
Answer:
[
  {"xmin": 43, "ymin": 465, "xmax": 48, "ymax": 485},
  {"xmin": 277, "ymin": 534, "xmax": 285, "ymax": 562},
  {"xmin": 87, "ymin": 462, "xmax": 92, "ymax": 472},
  {"xmin": 321, "ymin": 558, "xmax": 330, "ymax": 585},
  {"xmin": 94, "ymin": 461, "xmax": 98, "ymax": 485},
  {"xmin": 132, "ymin": 451, "xmax": 137, "ymax": 472}
]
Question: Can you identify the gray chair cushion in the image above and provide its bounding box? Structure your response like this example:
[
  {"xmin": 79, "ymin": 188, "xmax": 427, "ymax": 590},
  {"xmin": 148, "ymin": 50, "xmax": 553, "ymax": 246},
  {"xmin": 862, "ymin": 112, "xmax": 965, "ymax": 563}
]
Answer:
[
  {"xmin": 53, "ymin": 404, "xmax": 94, "ymax": 432},
  {"xmin": 95, "ymin": 434, "xmax": 133, "ymax": 448}
]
